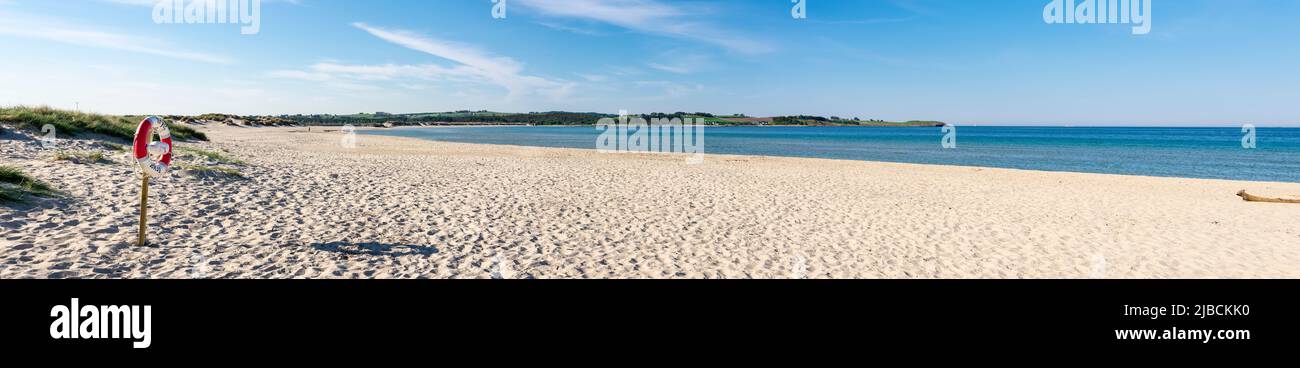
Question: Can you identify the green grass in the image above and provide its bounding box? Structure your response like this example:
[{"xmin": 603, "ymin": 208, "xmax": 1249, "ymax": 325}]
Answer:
[
  {"xmin": 176, "ymin": 163, "xmax": 244, "ymax": 178},
  {"xmin": 0, "ymin": 165, "xmax": 57, "ymax": 204},
  {"xmin": 0, "ymin": 189, "xmax": 22, "ymax": 204},
  {"xmin": 176, "ymin": 146, "xmax": 244, "ymax": 165},
  {"xmin": 52, "ymin": 150, "xmax": 108, "ymax": 164},
  {"xmin": 0, "ymin": 106, "xmax": 207, "ymax": 141}
]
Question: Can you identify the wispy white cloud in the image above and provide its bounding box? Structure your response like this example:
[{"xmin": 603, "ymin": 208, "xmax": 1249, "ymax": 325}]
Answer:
[
  {"xmin": 266, "ymin": 69, "xmax": 332, "ymax": 82},
  {"xmin": 271, "ymin": 23, "xmax": 575, "ymax": 100},
  {"xmin": 516, "ymin": 0, "xmax": 772, "ymax": 54},
  {"xmin": 268, "ymin": 63, "xmax": 463, "ymax": 92},
  {"xmin": 100, "ymin": 0, "xmax": 165, "ymax": 5},
  {"xmin": 576, "ymin": 73, "xmax": 608, "ymax": 82},
  {"xmin": 807, "ymin": 16, "xmax": 918, "ymax": 25},
  {"xmin": 646, "ymin": 63, "xmax": 691, "ymax": 74},
  {"xmin": 99, "ymin": 0, "xmax": 302, "ymax": 6},
  {"xmin": 399, "ymin": 83, "xmax": 433, "ymax": 91},
  {"xmin": 645, "ymin": 52, "xmax": 713, "ymax": 75},
  {"xmin": 312, "ymin": 63, "xmax": 458, "ymax": 81},
  {"xmin": 352, "ymin": 23, "xmax": 523, "ymax": 79},
  {"xmin": 633, "ymin": 80, "xmax": 703, "ymax": 99},
  {"xmin": 0, "ymin": 9, "xmax": 233, "ymax": 64},
  {"xmin": 99, "ymin": 0, "xmax": 164, "ymax": 5},
  {"xmin": 535, "ymin": 21, "xmax": 603, "ymax": 36}
]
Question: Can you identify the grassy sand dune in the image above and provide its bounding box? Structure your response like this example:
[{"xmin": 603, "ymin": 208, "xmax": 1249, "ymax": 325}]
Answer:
[
  {"xmin": 0, "ymin": 106, "xmax": 207, "ymax": 141},
  {"xmin": 0, "ymin": 165, "xmax": 58, "ymax": 203},
  {"xmin": 0, "ymin": 107, "xmax": 233, "ymax": 206}
]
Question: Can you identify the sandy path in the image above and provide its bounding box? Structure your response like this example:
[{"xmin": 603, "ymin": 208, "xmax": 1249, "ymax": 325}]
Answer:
[{"xmin": 3, "ymin": 126, "xmax": 1299, "ymax": 279}]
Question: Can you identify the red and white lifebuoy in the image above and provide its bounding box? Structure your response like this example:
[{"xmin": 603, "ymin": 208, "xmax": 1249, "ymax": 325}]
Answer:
[{"xmin": 133, "ymin": 116, "xmax": 173, "ymax": 178}]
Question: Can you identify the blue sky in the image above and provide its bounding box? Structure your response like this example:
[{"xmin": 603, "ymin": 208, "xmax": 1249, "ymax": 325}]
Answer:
[{"xmin": 1, "ymin": 0, "xmax": 1297, "ymax": 126}]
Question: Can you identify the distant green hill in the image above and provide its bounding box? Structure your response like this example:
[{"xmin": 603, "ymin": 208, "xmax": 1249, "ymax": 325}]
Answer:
[
  {"xmin": 770, "ymin": 115, "xmax": 944, "ymax": 127},
  {"xmin": 171, "ymin": 110, "xmax": 945, "ymax": 127},
  {"xmin": 2, "ymin": 106, "xmax": 942, "ymax": 130},
  {"xmin": 275, "ymin": 111, "xmax": 614, "ymax": 126},
  {"xmin": 856, "ymin": 120, "xmax": 946, "ymax": 127}
]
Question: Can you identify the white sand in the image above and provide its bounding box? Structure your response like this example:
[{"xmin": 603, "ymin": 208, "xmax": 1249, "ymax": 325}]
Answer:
[{"xmin": 3, "ymin": 126, "xmax": 1299, "ymax": 279}]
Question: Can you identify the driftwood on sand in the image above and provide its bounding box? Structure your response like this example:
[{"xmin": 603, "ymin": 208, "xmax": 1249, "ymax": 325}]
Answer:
[{"xmin": 1237, "ymin": 190, "xmax": 1300, "ymax": 204}]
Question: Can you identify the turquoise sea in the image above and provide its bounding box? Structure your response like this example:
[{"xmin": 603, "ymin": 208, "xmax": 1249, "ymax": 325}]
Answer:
[{"xmin": 362, "ymin": 126, "xmax": 1300, "ymax": 183}]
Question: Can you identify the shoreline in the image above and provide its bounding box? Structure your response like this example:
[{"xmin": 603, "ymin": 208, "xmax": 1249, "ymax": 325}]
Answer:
[
  {"xmin": 271, "ymin": 123, "xmax": 1300, "ymax": 129},
  {"xmin": 3, "ymin": 126, "xmax": 1299, "ymax": 279},
  {"xmin": 356, "ymin": 126, "xmax": 1300, "ymax": 186}
]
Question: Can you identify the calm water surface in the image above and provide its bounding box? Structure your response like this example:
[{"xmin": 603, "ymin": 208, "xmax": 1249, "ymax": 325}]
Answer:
[{"xmin": 362, "ymin": 126, "xmax": 1300, "ymax": 183}]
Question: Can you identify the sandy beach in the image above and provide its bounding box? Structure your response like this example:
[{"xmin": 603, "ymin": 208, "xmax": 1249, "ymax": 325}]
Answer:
[{"xmin": 3, "ymin": 126, "xmax": 1299, "ymax": 279}]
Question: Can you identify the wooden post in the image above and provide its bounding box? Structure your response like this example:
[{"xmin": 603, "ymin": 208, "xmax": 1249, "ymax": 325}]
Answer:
[{"xmin": 138, "ymin": 175, "xmax": 149, "ymax": 247}]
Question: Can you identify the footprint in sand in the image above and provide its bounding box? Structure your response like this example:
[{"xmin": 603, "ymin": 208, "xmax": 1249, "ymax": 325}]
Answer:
[
  {"xmin": 492, "ymin": 254, "xmax": 513, "ymax": 279},
  {"xmin": 791, "ymin": 254, "xmax": 807, "ymax": 279}
]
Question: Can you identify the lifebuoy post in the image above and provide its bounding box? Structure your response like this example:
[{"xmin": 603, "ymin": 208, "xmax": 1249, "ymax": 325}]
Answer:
[
  {"xmin": 139, "ymin": 172, "xmax": 149, "ymax": 247},
  {"xmin": 132, "ymin": 116, "xmax": 173, "ymax": 247}
]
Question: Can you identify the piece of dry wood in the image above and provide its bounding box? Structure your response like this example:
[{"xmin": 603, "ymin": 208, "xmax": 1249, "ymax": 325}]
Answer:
[{"xmin": 1237, "ymin": 190, "xmax": 1300, "ymax": 204}]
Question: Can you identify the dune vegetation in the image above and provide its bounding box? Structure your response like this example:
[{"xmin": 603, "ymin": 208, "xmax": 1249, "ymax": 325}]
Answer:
[
  {"xmin": 0, "ymin": 106, "xmax": 207, "ymax": 141},
  {"xmin": 52, "ymin": 150, "xmax": 109, "ymax": 164},
  {"xmin": 0, "ymin": 165, "xmax": 58, "ymax": 204},
  {"xmin": 176, "ymin": 146, "xmax": 245, "ymax": 165}
]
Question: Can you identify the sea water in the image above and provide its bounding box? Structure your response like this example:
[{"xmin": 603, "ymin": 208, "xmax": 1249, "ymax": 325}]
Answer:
[{"xmin": 362, "ymin": 126, "xmax": 1300, "ymax": 183}]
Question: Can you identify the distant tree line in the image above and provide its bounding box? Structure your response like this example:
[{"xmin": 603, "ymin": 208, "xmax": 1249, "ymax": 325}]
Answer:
[
  {"xmin": 772, "ymin": 115, "xmax": 833, "ymax": 124},
  {"xmin": 177, "ymin": 111, "xmax": 943, "ymax": 128},
  {"xmin": 273, "ymin": 112, "xmax": 615, "ymax": 126}
]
